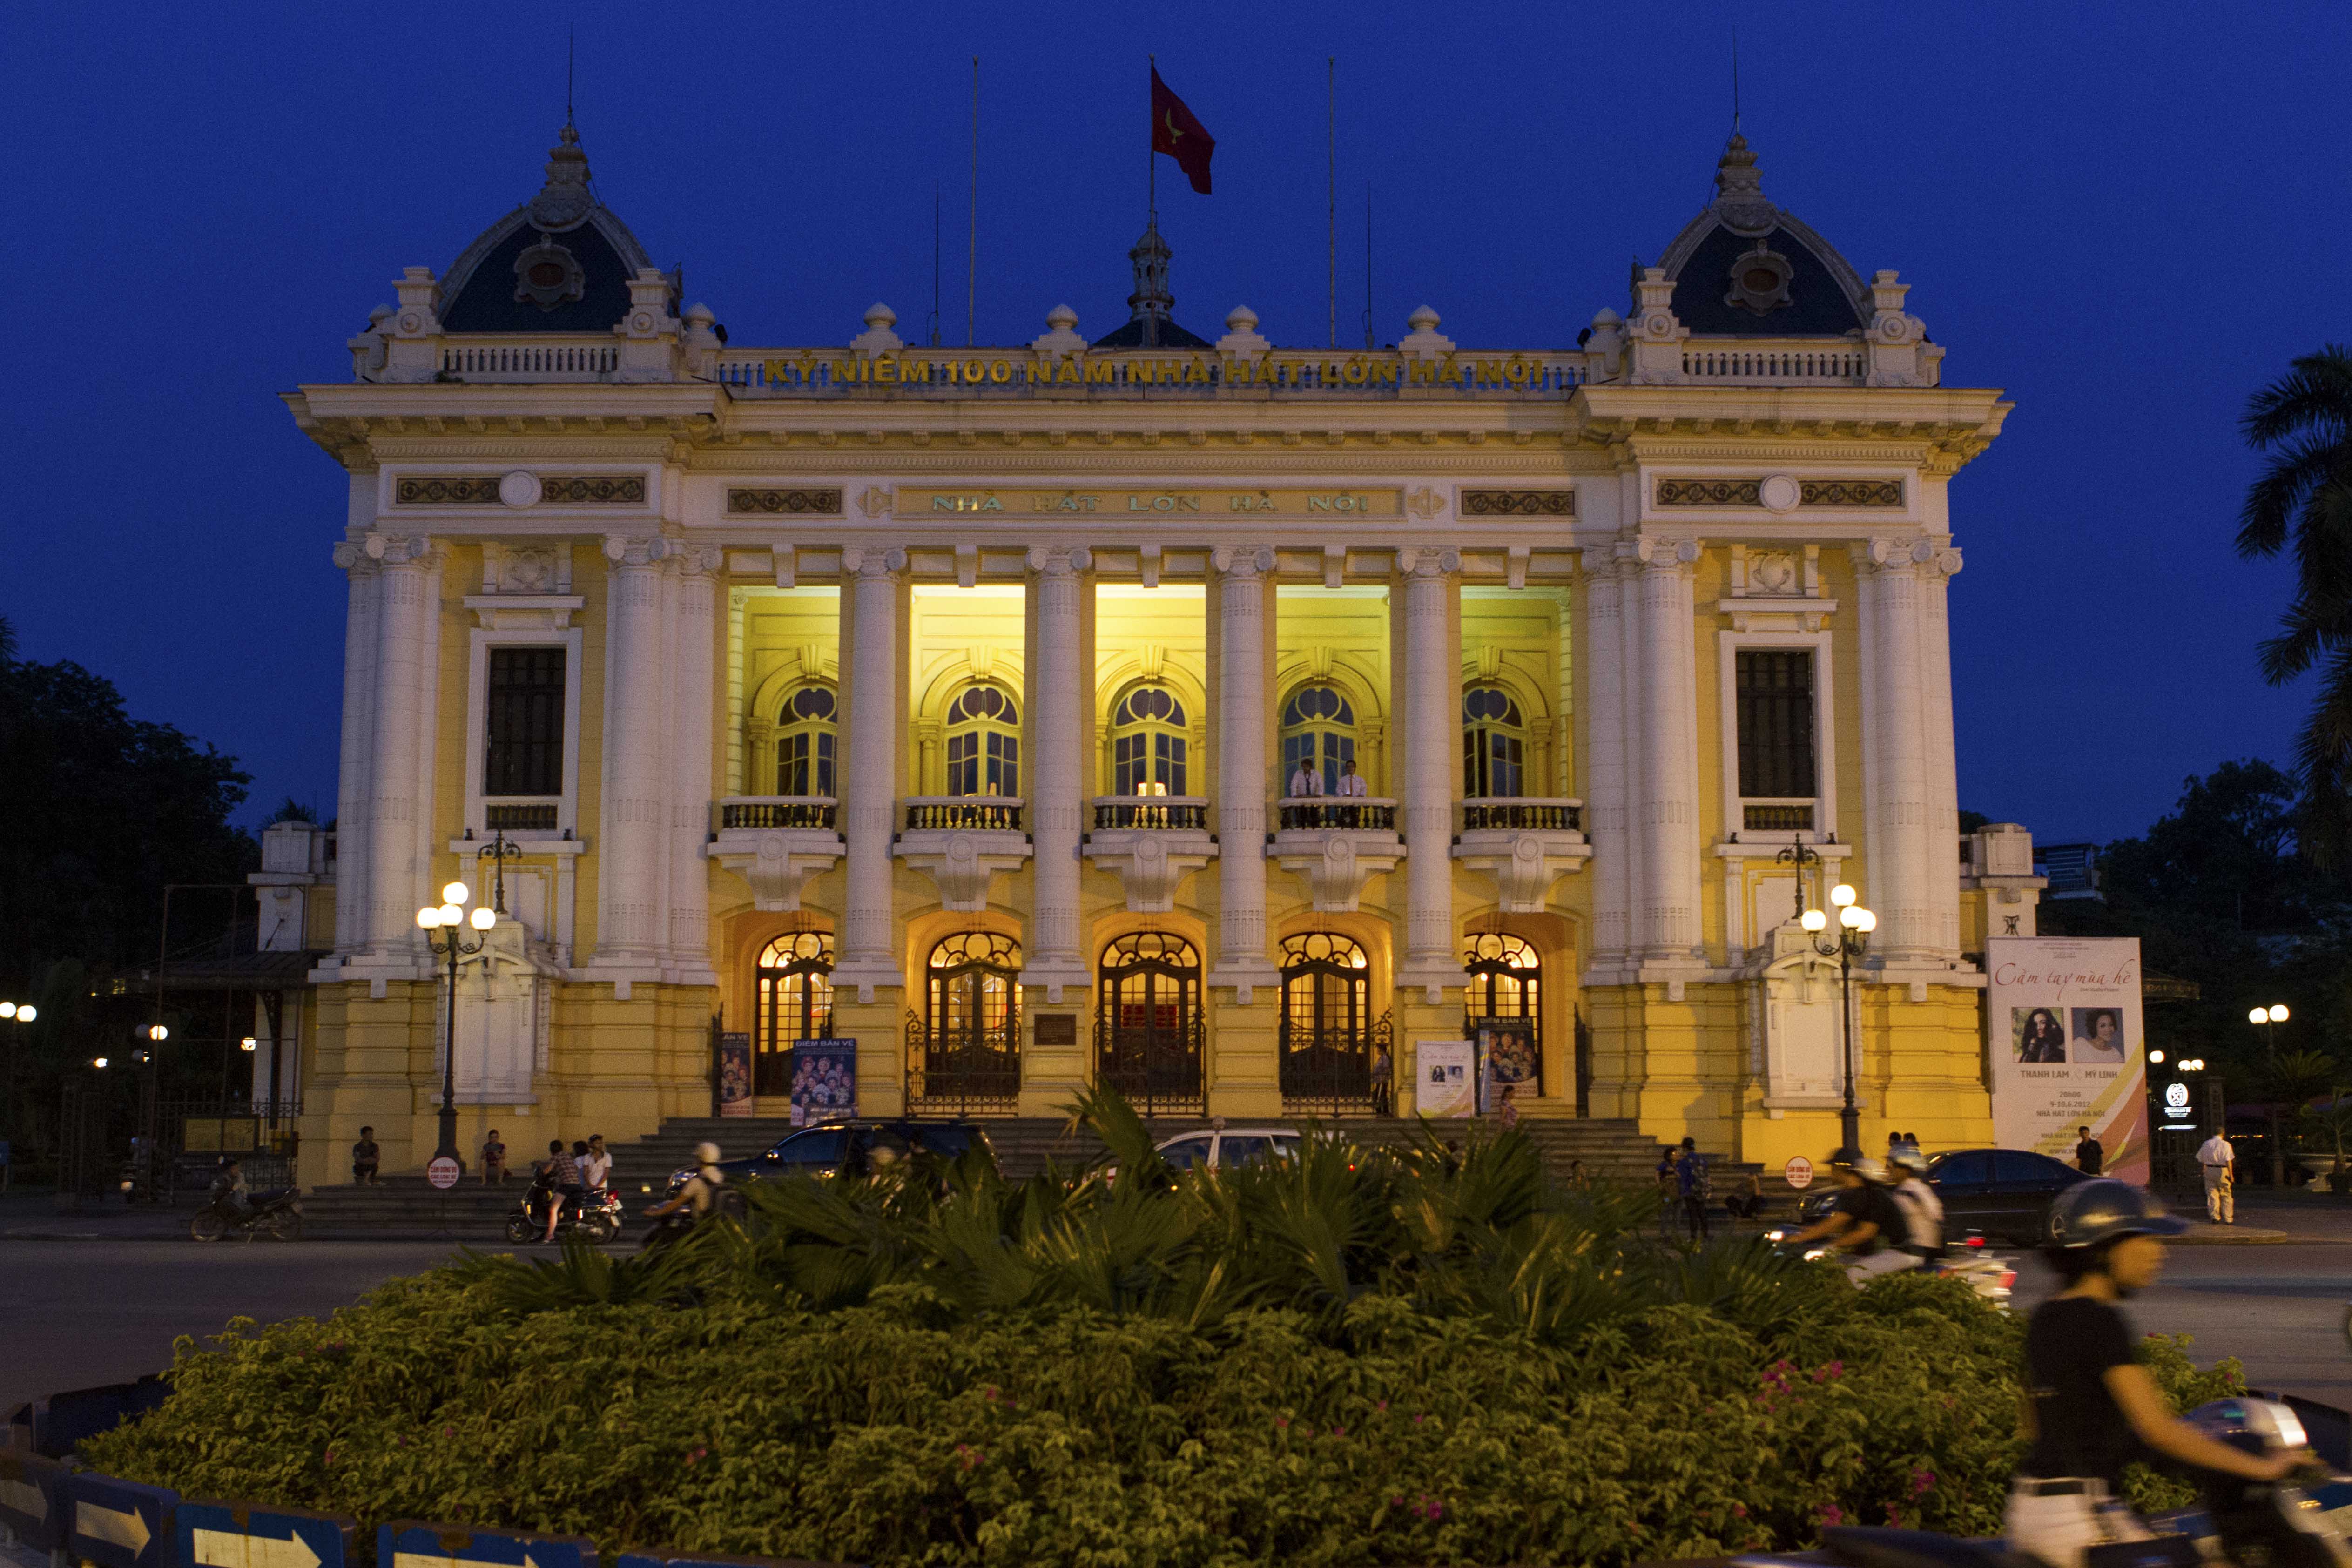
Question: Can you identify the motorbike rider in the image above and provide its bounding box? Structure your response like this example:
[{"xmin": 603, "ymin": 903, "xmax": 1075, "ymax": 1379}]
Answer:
[
  {"xmin": 209, "ymin": 1157, "xmax": 251, "ymax": 1223},
  {"xmin": 1887, "ymin": 1144, "xmax": 1946, "ymax": 1266},
  {"xmin": 642, "ymin": 1141, "xmax": 726, "ymax": 1251},
  {"xmin": 1783, "ymin": 1155, "xmax": 1912, "ymax": 1279},
  {"xmin": 2008, "ymin": 1178, "xmax": 2296, "ymax": 1568}
]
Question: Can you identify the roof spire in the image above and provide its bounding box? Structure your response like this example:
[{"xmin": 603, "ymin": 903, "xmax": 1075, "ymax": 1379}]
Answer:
[
  {"xmin": 1711, "ymin": 132, "xmax": 1775, "ymax": 236},
  {"xmin": 1126, "ymin": 219, "xmax": 1174, "ymax": 348},
  {"xmin": 529, "ymin": 121, "xmax": 593, "ymax": 233}
]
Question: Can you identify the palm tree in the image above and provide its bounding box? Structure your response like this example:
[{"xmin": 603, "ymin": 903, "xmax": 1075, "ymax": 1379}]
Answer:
[{"xmin": 2238, "ymin": 346, "xmax": 2352, "ymax": 864}]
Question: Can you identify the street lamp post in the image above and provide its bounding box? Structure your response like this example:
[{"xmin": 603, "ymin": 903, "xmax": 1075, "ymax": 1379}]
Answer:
[
  {"xmin": 0, "ymin": 1003, "xmax": 34, "ymax": 1189},
  {"xmin": 1802, "ymin": 882, "xmax": 1877, "ymax": 1167},
  {"xmin": 417, "ymin": 881, "xmax": 496, "ymax": 1170},
  {"xmin": 2251, "ymin": 1003, "xmax": 2291, "ymax": 1184}
]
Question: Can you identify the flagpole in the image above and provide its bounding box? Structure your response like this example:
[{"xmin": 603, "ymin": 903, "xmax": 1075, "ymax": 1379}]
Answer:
[
  {"xmin": 969, "ymin": 55, "xmax": 978, "ymax": 348},
  {"xmin": 1327, "ymin": 57, "xmax": 1336, "ymax": 351},
  {"xmin": 1148, "ymin": 54, "xmax": 1158, "ymax": 229}
]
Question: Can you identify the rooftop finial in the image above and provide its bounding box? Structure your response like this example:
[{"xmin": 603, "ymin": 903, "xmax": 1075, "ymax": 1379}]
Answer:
[
  {"xmin": 529, "ymin": 121, "xmax": 593, "ymax": 232},
  {"xmin": 1712, "ymin": 132, "xmax": 1774, "ymax": 236},
  {"xmin": 1126, "ymin": 219, "xmax": 1175, "ymax": 348}
]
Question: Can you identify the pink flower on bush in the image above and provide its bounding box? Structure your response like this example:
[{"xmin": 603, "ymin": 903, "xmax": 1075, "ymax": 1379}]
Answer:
[
  {"xmin": 1911, "ymin": 1469, "xmax": 1937, "ymax": 1497},
  {"xmin": 1376, "ymin": 1400, "xmax": 1389, "ymax": 1412},
  {"xmin": 323, "ymin": 1450, "xmax": 334, "ymax": 1465},
  {"xmin": 1886, "ymin": 1508, "xmax": 1904, "ymax": 1529},
  {"xmin": 1818, "ymin": 1504, "xmax": 1845, "ymax": 1527},
  {"xmin": 1331, "ymin": 1426, "xmax": 1346, "ymax": 1438},
  {"xmin": 1731, "ymin": 1504, "xmax": 1747, "ymax": 1520},
  {"xmin": 686, "ymin": 1447, "xmax": 707, "ymax": 1466},
  {"xmin": 1813, "ymin": 1360, "xmax": 1846, "ymax": 1382},
  {"xmin": 1274, "ymin": 1416, "xmax": 1290, "ymax": 1429},
  {"xmin": 1413, "ymin": 1413, "xmax": 1425, "ymax": 1426},
  {"xmin": 953, "ymin": 1445, "xmax": 984, "ymax": 1471}
]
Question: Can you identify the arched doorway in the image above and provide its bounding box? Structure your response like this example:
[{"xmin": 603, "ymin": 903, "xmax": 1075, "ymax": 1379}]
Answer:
[
  {"xmin": 909, "ymin": 930, "xmax": 1022, "ymax": 1113},
  {"xmin": 775, "ymin": 683, "xmax": 839, "ymax": 796},
  {"xmin": 754, "ymin": 930, "xmax": 833, "ymax": 1097},
  {"xmin": 1462, "ymin": 685, "xmax": 1526, "ymax": 798},
  {"xmin": 945, "ymin": 683, "xmax": 1021, "ymax": 797},
  {"xmin": 1097, "ymin": 932, "xmax": 1203, "ymax": 1115},
  {"xmin": 1463, "ymin": 930, "xmax": 1541, "ymax": 1100},
  {"xmin": 1108, "ymin": 684, "xmax": 1189, "ymax": 796},
  {"xmin": 1280, "ymin": 684, "xmax": 1357, "ymax": 795},
  {"xmin": 1278, "ymin": 931, "xmax": 1388, "ymax": 1115}
]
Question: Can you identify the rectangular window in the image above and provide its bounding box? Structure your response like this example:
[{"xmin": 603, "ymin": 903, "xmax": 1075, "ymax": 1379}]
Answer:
[
  {"xmin": 1735, "ymin": 649, "xmax": 1817, "ymax": 800},
  {"xmin": 484, "ymin": 646, "xmax": 566, "ymax": 797}
]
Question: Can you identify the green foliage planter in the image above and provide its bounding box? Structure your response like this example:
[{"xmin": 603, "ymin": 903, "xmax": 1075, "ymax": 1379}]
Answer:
[{"xmin": 82, "ymin": 1099, "xmax": 2249, "ymax": 1568}]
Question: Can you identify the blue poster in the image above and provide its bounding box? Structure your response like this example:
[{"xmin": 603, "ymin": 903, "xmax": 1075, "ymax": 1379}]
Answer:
[{"xmin": 789, "ymin": 1038, "xmax": 856, "ymax": 1126}]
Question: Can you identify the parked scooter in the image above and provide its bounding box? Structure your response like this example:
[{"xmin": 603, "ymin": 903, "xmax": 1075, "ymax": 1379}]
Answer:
[
  {"xmin": 505, "ymin": 1184, "xmax": 622, "ymax": 1245},
  {"xmin": 189, "ymin": 1188, "xmax": 303, "ymax": 1242}
]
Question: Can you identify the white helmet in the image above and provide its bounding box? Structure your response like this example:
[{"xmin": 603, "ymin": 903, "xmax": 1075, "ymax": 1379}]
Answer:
[
  {"xmin": 1849, "ymin": 1155, "xmax": 1890, "ymax": 1184},
  {"xmin": 694, "ymin": 1141, "xmax": 721, "ymax": 1165}
]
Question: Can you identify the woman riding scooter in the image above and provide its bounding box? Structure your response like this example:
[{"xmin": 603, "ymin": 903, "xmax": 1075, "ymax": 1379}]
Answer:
[{"xmin": 2008, "ymin": 1178, "xmax": 2296, "ymax": 1568}]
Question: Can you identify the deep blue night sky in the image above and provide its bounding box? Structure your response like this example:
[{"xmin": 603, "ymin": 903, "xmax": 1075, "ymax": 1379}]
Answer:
[{"xmin": 4, "ymin": 2, "xmax": 2345, "ymax": 843}]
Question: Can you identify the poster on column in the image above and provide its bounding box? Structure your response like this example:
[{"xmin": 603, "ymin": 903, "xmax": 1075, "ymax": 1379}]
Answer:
[
  {"xmin": 790, "ymin": 1039, "xmax": 857, "ymax": 1126},
  {"xmin": 715, "ymin": 1033, "xmax": 753, "ymax": 1117},
  {"xmin": 1417, "ymin": 1040, "xmax": 1478, "ymax": 1117},
  {"xmin": 1986, "ymin": 937, "xmax": 2147, "ymax": 1185}
]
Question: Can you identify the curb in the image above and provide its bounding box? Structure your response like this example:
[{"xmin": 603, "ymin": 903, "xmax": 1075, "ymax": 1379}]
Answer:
[{"xmin": 2171, "ymin": 1225, "xmax": 2293, "ymax": 1246}]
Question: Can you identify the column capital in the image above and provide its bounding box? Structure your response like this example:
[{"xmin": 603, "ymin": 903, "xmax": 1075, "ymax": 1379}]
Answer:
[
  {"xmin": 331, "ymin": 541, "xmax": 380, "ymax": 575},
  {"xmin": 1634, "ymin": 532, "xmax": 1702, "ymax": 569},
  {"xmin": 1853, "ymin": 534, "xmax": 1943, "ymax": 574},
  {"xmin": 841, "ymin": 544, "xmax": 909, "ymax": 579},
  {"xmin": 1210, "ymin": 545, "xmax": 1275, "ymax": 579},
  {"xmin": 1395, "ymin": 546, "xmax": 1461, "ymax": 579},
  {"xmin": 1025, "ymin": 545, "xmax": 1094, "ymax": 576},
  {"xmin": 674, "ymin": 544, "xmax": 724, "ymax": 578},
  {"xmin": 601, "ymin": 534, "xmax": 669, "ymax": 568},
  {"xmin": 362, "ymin": 532, "xmax": 433, "ymax": 565}
]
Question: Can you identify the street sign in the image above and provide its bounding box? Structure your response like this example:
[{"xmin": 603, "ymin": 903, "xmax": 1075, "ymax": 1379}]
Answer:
[
  {"xmin": 179, "ymin": 1500, "xmax": 356, "ymax": 1568},
  {"xmin": 0, "ymin": 1449, "xmax": 71, "ymax": 1551},
  {"xmin": 1784, "ymin": 1156, "xmax": 1815, "ymax": 1190},
  {"xmin": 426, "ymin": 1157, "xmax": 461, "ymax": 1190},
  {"xmin": 381, "ymin": 1520, "xmax": 598, "ymax": 1568},
  {"xmin": 67, "ymin": 1472, "xmax": 176, "ymax": 1568}
]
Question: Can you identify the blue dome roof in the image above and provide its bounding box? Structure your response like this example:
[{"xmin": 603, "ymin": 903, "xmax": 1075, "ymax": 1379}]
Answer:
[
  {"xmin": 1652, "ymin": 136, "xmax": 1867, "ymax": 338},
  {"xmin": 438, "ymin": 124, "xmax": 674, "ymax": 334}
]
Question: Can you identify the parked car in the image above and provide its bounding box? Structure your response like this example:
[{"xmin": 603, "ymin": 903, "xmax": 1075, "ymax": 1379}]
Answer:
[
  {"xmin": 1151, "ymin": 1127, "xmax": 1303, "ymax": 1171},
  {"xmin": 1792, "ymin": 1147, "xmax": 2092, "ymax": 1245},
  {"xmin": 667, "ymin": 1120, "xmax": 991, "ymax": 1193}
]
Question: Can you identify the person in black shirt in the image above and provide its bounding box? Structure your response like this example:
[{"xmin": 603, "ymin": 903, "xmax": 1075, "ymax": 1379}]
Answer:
[
  {"xmin": 2007, "ymin": 1178, "xmax": 2293, "ymax": 1568},
  {"xmin": 2074, "ymin": 1125, "xmax": 2104, "ymax": 1176},
  {"xmin": 1783, "ymin": 1156, "xmax": 1909, "ymax": 1279}
]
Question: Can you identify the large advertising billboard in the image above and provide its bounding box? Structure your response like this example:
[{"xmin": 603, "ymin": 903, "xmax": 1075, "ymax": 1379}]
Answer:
[{"xmin": 1986, "ymin": 936, "xmax": 2148, "ymax": 1185}]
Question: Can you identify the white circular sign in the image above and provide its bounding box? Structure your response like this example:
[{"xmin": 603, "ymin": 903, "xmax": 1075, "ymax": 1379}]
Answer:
[
  {"xmin": 2164, "ymin": 1083, "xmax": 2191, "ymax": 1110},
  {"xmin": 1784, "ymin": 1155, "xmax": 1815, "ymax": 1190},
  {"xmin": 498, "ymin": 471, "xmax": 542, "ymax": 510},
  {"xmin": 426, "ymin": 1156, "xmax": 462, "ymax": 1190}
]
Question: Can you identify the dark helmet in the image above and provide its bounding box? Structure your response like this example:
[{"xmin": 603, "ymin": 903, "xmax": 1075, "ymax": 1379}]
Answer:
[{"xmin": 2049, "ymin": 1178, "xmax": 2190, "ymax": 1249}]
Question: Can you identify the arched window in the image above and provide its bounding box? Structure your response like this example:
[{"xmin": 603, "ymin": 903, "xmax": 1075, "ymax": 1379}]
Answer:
[
  {"xmin": 776, "ymin": 684, "xmax": 838, "ymax": 796},
  {"xmin": 1277, "ymin": 931, "xmax": 1386, "ymax": 1113},
  {"xmin": 1280, "ymin": 685, "xmax": 1357, "ymax": 795},
  {"xmin": 1464, "ymin": 930, "xmax": 1541, "ymax": 1097},
  {"xmin": 754, "ymin": 931, "xmax": 833, "ymax": 1096},
  {"xmin": 1462, "ymin": 686, "xmax": 1525, "ymax": 798},
  {"xmin": 1110, "ymin": 685, "xmax": 1189, "ymax": 796},
  {"xmin": 1098, "ymin": 932, "xmax": 1202, "ymax": 1112},
  {"xmin": 945, "ymin": 684, "xmax": 1020, "ymax": 797},
  {"xmin": 910, "ymin": 930, "xmax": 1022, "ymax": 1112}
]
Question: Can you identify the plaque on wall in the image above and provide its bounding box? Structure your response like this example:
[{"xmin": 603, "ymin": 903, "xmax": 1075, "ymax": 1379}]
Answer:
[{"xmin": 1032, "ymin": 1014, "xmax": 1078, "ymax": 1046}]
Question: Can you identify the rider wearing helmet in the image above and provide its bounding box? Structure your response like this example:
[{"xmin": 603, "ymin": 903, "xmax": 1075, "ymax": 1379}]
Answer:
[
  {"xmin": 2008, "ymin": 1178, "xmax": 2295, "ymax": 1568},
  {"xmin": 1886, "ymin": 1144, "xmax": 1946, "ymax": 1265},
  {"xmin": 1784, "ymin": 1154, "xmax": 1912, "ymax": 1278},
  {"xmin": 643, "ymin": 1141, "xmax": 727, "ymax": 1248}
]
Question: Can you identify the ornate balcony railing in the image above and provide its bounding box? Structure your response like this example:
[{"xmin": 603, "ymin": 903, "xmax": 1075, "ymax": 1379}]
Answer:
[
  {"xmin": 904, "ymin": 1009, "xmax": 1022, "ymax": 1116},
  {"xmin": 718, "ymin": 796, "xmax": 837, "ymax": 831},
  {"xmin": 906, "ymin": 797, "xmax": 1026, "ymax": 831},
  {"xmin": 440, "ymin": 340, "xmax": 619, "ymax": 381},
  {"xmin": 484, "ymin": 802, "xmax": 558, "ymax": 832},
  {"xmin": 1092, "ymin": 796, "xmax": 1211, "ymax": 831},
  {"xmin": 1680, "ymin": 344, "xmax": 1866, "ymax": 384},
  {"xmin": 1460, "ymin": 797, "xmax": 1583, "ymax": 832},
  {"xmin": 1277, "ymin": 1010, "xmax": 1393, "ymax": 1117},
  {"xmin": 1275, "ymin": 798, "xmax": 1398, "ymax": 832},
  {"xmin": 1095, "ymin": 1011, "xmax": 1207, "ymax": 1117},
  {"xmin": 1742, "ymin": 801, "xmax": 1816, "ymax": 833}
]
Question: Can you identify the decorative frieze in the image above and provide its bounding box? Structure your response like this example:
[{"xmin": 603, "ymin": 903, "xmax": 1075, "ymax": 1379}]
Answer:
[
  {"xmin": 727, "ymin": 487, "xmax": 846, "ymax": 515},
  {"xmin": 396, "ymin": 475, "xmax": 646, "ymax": 505},
  {"xmin": 1654, "ymin": 477, "xmax": 1903, "ymax": 507},
  {"xmin": 1460, "ymin": 489, "xmax": 1575, "ymax": 516}
]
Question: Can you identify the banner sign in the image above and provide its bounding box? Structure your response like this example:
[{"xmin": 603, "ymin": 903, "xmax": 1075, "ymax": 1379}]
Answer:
[
  {"xmin": 380, "ymin": 1522, "xmax": 597, "ymax": 1568},
  {"xmin": 714, "ymin": 1033, "xmax": 752, "ymax": 1118},
  {"xmin": 0, "ymin": 1449, "xmax": 72, "ymax": 1550},
  {"xmin": 67, "ymin": 1472, "xmax": 177, "ymax": 1568},
  {"xmin": 179, "ymin": 1500, "xmax": 357, "ymax": 1568},
  {"xmin": 1987, "ymin": 936, "xmax": 2148, "ymax": 1185},
  {"xmin": 1471, "ymin": 1019, "xmax": 1538, "ymax": 1114},
  {"xmin": 1417, "ymin": 1040, "xmax": 1477, "ymax": 1118},
  {"xmin": 789, "ymin": 1039, "xmax": 857, "ymax": 1126}
]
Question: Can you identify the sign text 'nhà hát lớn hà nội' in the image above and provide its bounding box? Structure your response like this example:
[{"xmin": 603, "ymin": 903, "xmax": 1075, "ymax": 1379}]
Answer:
[{"xmin": 902, "ymin": 488, "xmax": 1402, "ymax": 517}]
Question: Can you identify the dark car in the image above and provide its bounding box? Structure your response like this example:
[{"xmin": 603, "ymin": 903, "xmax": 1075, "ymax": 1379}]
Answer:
[
  {"xmin": 667, "ymin": 1120, "xmax": 992, "ymax": 1192},
  {"xmin": 1793, "ymin": 1147, "xmax": 2092, "ymax": 1245}
]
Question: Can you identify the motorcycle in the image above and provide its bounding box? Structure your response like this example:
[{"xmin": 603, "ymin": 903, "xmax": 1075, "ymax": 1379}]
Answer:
[
  {"xmin": 505, "ymin": 1184, "xmax": 623, "ymax": 1245},
  {"xmin": 1762, "ymin": 1227, "xmax": 2015, "ymax": 1311},
  {"xmin": 189, "ymin": 1188, "xmax": 302, "ymax": 1242}
]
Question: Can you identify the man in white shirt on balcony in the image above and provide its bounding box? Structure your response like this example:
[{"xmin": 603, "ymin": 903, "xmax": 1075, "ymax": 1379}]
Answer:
[
  {"xmin": 1287, "ymin": 759, "xmax": 1323, "ymax": 799},
  {"xmin": 1334, "ymin": 758, "xmax": 1366, "ymax": 826}
]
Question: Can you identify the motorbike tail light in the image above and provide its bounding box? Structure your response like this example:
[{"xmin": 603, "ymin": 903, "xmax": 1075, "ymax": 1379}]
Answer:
[
  {"xmin": 1999, "ymin": 1270, "xmax": 2016, "ymax": 1289},
  {"xmin": 1965, "ymin": 1235, "xmax": 1987, "ymax": 1248}
]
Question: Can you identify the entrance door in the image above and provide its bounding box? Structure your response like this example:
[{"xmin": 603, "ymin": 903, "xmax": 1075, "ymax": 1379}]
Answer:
[
  {"xmin": 1097, "ymin": 932, "xmax": 1203, "ymax": 1116},
  {"xmin": 1278, "ymin": 932, "xmax": 1387, "ymax": 1115},
  {"xmin": 911, "ymin": 931, "xmax": 1022, "ymax": 1114}
]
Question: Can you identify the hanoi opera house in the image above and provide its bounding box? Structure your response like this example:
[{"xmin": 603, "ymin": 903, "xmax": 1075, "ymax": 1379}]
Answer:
[{"xmin": 259, "ymin": 120, "xmax": 2045, "ymax": 1184}]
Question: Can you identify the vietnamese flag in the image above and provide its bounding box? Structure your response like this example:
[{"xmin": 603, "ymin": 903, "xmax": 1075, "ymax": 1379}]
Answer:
[{"xmin": 1151, "ymin": 66, "xmax": 1215, "ymax": 195}]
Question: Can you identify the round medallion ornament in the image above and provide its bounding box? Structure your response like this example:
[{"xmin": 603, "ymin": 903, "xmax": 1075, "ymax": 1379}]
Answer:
[
  {"xmin": 1759, "ymin": 474, "xmax": 1802, "ymax": 514},
  {"xmin": 498, "ymin": 471, "xmax": 543, "ymax": 510}
]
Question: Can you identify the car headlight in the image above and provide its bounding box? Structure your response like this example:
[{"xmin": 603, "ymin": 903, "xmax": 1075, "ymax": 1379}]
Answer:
[{"xmin": 1803, "ymin": 1248, "xmax": 1828, "ymax": 1262}]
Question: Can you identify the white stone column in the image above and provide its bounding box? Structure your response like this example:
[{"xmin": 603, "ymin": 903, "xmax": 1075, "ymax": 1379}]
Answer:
[
  {"xmin": 835, "ymin": 545, "xmax": 908, "ymax": 1001},
  {"xmin": 1856, "ymin": 538, "xmax": 1938, "ymax": 964},
  {"xmin": 1208, "ymin": 547, "xmax": 1280, "ymax": 999},
  {"xmin": 327, "ymin": 545, "xmax": 379, "ymax": 965},
  {"xmin": 1397, "ymin": 547, "xmax": 1465, "ymax": 1000},
  {"xmin": 360, "ymin": 533, "xmax": 435, "ymax": 966},
  {"xmin": 1634, "ymin": 534, "xmax": 1703, "ymax": 962},
  {"xmin": 1581, "ymin": 557, "xmax": 1631, "ymax": 975},
  {"xmin": 593, "ymin": 535, "xmax": 670, "ymax": 975},
  {"xmin": 1919, "ymin": 547, "xmax": 1964, "ymax": 961},
  {"xmin": 1019, "ymin": 546, "xmax": 1093, "ymax": 1000},
  {"xmin": 666, "ymin": 546, "xmax": 721, "ymax": 985}
]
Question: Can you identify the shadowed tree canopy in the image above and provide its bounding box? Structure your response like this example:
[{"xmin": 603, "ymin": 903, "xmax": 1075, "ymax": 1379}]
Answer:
[{"xmin": 0, "ymin": 615, "xmax": 257, "ymax": 985}]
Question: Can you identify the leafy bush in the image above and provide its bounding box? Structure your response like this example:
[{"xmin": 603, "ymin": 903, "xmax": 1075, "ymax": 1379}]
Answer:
[{"xmin": 84, "ymin": 1095, "xmax": 2244, "ymax": 1568}]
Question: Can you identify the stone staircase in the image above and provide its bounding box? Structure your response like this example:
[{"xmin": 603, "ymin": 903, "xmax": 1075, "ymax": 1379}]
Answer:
[{"xmin": 297, "ymin": 1111, "xmax": 1699, "ymax": 1236}]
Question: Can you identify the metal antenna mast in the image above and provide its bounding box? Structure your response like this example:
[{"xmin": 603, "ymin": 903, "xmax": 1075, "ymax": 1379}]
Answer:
[
  {"xmin": 1327, "ymin": 57, "xmax": 1337, "ymax": 350},
  {"xmin": 968, "ymin": 57, "xmax": 978, "ymax": 348}
]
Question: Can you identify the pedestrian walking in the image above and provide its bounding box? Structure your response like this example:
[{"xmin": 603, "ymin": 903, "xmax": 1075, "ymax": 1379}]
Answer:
[
  {"xmin": 351, "ymin": 1126, "xmax": 380, "ymax": 1186},
  {"xmin": 1369, "ymin": 1041, "xmax": 1393, "ymax": 1117},
  {"xmin": 1674, "ymin": 1136, "xmax": 1712, "ymax": 1241},
  {"xmin": 2074, "ymin": 1125, "xmax": 2105, "ymax": 1176},
  {"xmin": 480, "ymin": 1129, "xmax": 508, "ymax": 1185},
  {"xmin": 2195, "ymin": 1130, "xmax": 2234, "ymax": 1224}
]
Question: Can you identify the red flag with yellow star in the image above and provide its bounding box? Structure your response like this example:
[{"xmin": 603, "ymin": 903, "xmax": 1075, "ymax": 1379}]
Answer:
[{"xmin": 1151, "ymin": 66, "xmax": 1215, "ymax": 195}]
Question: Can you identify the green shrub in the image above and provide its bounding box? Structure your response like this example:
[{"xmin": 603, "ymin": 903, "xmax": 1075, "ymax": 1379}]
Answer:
[{"xmin": 81, "ymin": 1096, "xmax": 2247, "ymax": 1568}]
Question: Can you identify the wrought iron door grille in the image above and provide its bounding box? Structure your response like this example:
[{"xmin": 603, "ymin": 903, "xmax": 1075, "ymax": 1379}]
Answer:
[
  {"xmin": 1277, "ymin": 1010, "xmax": 1391, "ymax": 1116},
  {"xmin": 903, "ymin": 1009, "xmax": 1022, "ymax": 1115}
]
